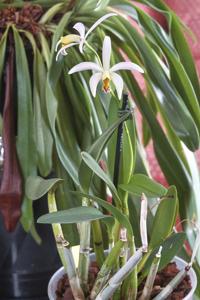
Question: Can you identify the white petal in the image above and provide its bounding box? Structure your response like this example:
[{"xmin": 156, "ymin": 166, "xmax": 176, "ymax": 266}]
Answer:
[
  {"xmin": 68, "ymin": 62, "xmax": 102, "ymax": 74},
  {"xmin": 79, "ymin": 40, "xmax": 85, "ymax": 54},
  {"xmin": 56, "ymin": 43, "xmax": 78, "ymax": 61},
  {"xmin": 55, "ymin": 39, "xmax": 61, "ymax": 52},
  {"xmin": 73, "ymin": 22, "xmax": 85, "ymax": 39},
  {"xmin": 110, "ymin": 62, "xmax": 144, "ymax": 73},
  {"xmin": 111, "ymin": 72, "xmax": 124, "ymax": 99},
  {"xmin": 89, "ymin": 72, "xmax": 102, "ymax": 97},
  {"xmin": 85, "ymin": 13, "xmax": 117, "ymax": 39},
  {"xmin": 102, "ymin": 36, "xmax": 111, "ymax": 71}
]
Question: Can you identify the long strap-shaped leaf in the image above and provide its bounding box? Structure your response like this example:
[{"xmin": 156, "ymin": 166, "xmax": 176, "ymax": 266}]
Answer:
[
  {"xmin": 106, "ymin": 16, "xmax": 199, "ymax": 151},
  {"xmin": 13, "ymin": 26, "xmax": 40, "ymax": 242},
  {"xmin": 132, "ymin": 4, "xmax": 200, "ymax": 136}
]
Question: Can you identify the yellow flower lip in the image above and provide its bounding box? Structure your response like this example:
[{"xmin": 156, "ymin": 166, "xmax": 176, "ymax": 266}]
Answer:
[
  {"xmin": 60, "ymin": 34, "xmax": 81, "ymax": 47},
  {"xmin": 103, "ymin": 77, "xmax": 110, "ymax": 93}
]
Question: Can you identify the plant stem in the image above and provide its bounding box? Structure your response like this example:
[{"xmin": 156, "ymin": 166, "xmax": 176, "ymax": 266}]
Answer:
[
  {"xmin": 78, "ymin": 197, "xmax": 91, "ymax": 294},
  {"xmin": 92, "ymin": 220, "xmax": 105, "ymax": 267},
  {"xmin": 139, "ymin": 247, "xmax": 162, "ymax": 300},
  {"xmin": 121, "ymin": 238, "xmax": 138, "ymax": 300},
  {"xmin": 91, "ymin": 240, "xmax": 124, "ymax": 300},
  {"xmin": 152, "ymin": 268, "xmax": 188, "ymax": 300},
  {"xmin": 96, "ymin": 248, "xmax": 143, "ymax": 300},
  {"xmin": 47, "ymin": 191, "xmax": 68, "ymax": 269},
  {"xmin": 56, "ymin": 236, "xmax": 85, "ymax": 300}
]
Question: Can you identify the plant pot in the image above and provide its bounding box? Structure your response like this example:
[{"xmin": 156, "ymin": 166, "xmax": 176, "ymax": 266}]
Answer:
[
  {"xmin": 0, "ymin": 197, "xmax": 61, "ymax": 300},
  {"xmin": 48, "ymin": 255, "xmax": 197, "ymax": 300}
]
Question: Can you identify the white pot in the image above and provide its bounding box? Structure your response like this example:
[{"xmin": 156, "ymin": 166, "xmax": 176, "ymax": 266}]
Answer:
[{"xmin": 48, "ymin": 256, "xmax": 197, "ymax": 300}]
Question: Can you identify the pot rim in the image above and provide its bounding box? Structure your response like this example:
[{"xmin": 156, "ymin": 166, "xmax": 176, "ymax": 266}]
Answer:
[{"xmin": 48, "ymin": 255, "xmax": 197, "ymax": 300}]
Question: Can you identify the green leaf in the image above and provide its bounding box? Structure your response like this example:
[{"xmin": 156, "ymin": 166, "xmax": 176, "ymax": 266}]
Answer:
[
  {"xmin": 45, "ymin": 12, "xmax": 80, "ymax": 186},
  {"xmin": 119, "ymin": 123, "xmax": 134, "ymax": 185},
  {"xmin": 25, "ymin": 176, "xmax": 63, "ymax": 200},
  {"xmin": 141, "ymin": 232, "xmax": 186, "ymax": 280},
  {"xmin": 39, "ymin": 2, "xmax": 64, "ymax": 24},
  {"xmin": 72, "ymin": 191, "xmax": 133, "ymax": 238},
  {"xmin": 54, "ymin": 158, "xmax": 80, "ymax": 246},
  {"xmin": 120, "ymin": 174, "xmax": 167, "ymax": 197},
  {"xmin": 108, "ymin": 16, "xmax": 199, "ymax": 150},
  {"xmin": 79, "ymin": 110, "xmax": 131, "ymax": 192},
  {"xmin": 33, "ymin": 48, "xmax": 53, "ymax": 176},
  {"xmin": 37, "ymin": 206, "xmax": 111, "ymax": 224},
  {"xmin": 170, "ymin": 12, "xmax": 200, "ymax": 102},
  {"xmin": 149, "ymin": 186, "xmax": 178, "ymax": 249},
  {"xmin": 133, "ymin": 5, "xmax": 200, "ymax": 136},
  {"xmin": 81, "ymin": 152, "xmax": 121, "ymax": 207},
  {"xmin": 13, "ymin": 27, "xmax": 38, "ymax": 238},
  {"xmin": 107, "ymin": 96, "xmax": 119, "ymax": 179}
]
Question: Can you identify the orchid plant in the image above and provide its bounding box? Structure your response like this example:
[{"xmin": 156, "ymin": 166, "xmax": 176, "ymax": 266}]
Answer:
[
  {"xmin": 31, "ymin": 13, "xmax": 200, "ymax": 299},
  {"xmin": 1, "ymin": 0, "xmax": 200, "ymax": 297}
]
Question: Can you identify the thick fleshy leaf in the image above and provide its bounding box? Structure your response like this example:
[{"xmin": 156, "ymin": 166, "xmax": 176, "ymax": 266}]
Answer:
[
  {"xmin": 120, "ymin": 174, "xmax": 167, "ymax": 197},
  {"xmin": 37, "ymin": 206, "xmax": 111, "ymax": 224},
  {"xmin": 149, "ymin": 186, "xmax": 178, "ymax": 250},
  {"xmin": 25, "ymin": 176, "xmax": 63, "ymax": 200}
]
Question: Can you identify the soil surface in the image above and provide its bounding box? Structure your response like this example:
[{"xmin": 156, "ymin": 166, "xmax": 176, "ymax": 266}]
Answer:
[
  {"xmin": 137, "ymin": 262, "xmax": 191, "ymax": 300},
  {"xmin": 56, "ymin": 262, "xmax": 191, "ymax": 300}
]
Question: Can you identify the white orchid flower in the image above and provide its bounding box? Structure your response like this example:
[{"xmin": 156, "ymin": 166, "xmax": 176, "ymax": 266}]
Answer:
[
  {"xmin": 55, "ymin": 13, "xmax": 117, "ymax": 61},
  {"xmin": 68, "ymin": 36, "xmax": 144, "ymax": 99}
]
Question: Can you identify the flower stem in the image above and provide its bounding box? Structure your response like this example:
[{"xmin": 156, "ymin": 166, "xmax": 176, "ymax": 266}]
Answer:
[{"xmin": 85, "ymin": 41, "xmax": 102, "ymax": 67}]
